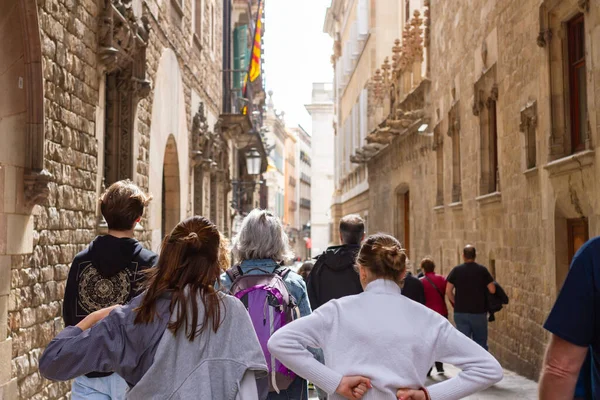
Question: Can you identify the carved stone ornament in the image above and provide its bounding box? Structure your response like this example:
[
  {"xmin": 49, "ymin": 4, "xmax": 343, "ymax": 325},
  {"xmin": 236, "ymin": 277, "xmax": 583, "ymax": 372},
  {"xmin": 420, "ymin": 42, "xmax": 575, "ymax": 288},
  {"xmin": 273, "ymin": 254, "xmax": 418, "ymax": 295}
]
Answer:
[
  {"xmin": 578, "ymin": 0, "xmax": 590, "ymax": 13},
  {"xmin": 24, "ymin": 169, "xmax": 52, "ymax": 207},
  {"xmin": 99, "ymin": 0, "xmax": 151, "ymax": 91},
  {"xmin": 519, "ymin": 100, "xmax": 537, "ymax": 132},
  {"xmin": 481, "ymin": 40, "xmax": 488, "ymax": 68},
  {"xmin": 537, "ymin": 29, "xmax": 552, "ymax": 47},
  {"xmin": 490, "ymin": 84, "xmax": 499, "ymax": 101},
  {"xmin": 447, "ymin": 102, "xmax": 460, "ymax": 137}
]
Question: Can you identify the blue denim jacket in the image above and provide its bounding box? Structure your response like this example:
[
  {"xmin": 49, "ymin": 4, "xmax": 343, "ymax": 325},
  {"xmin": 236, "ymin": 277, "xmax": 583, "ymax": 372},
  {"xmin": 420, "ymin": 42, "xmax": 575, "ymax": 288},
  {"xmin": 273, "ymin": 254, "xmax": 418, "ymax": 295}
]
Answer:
[{"xmin": 220, "ymin": 259, "xmax": 312, "ymax": 318}]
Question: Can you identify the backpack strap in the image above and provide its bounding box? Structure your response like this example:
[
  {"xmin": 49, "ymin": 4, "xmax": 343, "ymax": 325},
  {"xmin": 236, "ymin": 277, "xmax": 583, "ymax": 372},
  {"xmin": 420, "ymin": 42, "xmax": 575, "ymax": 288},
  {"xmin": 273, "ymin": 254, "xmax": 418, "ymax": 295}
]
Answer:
[
  {"xmin": 226, "ymin": 265, "xmax": 244, "ymax": 282},
  {"xmin": 274, "ymin": 266, "xmax": 291, "ymax": 279},
  {"xmin": 424, "ymin": 275, "xmax": 445, "ymax": 301}
]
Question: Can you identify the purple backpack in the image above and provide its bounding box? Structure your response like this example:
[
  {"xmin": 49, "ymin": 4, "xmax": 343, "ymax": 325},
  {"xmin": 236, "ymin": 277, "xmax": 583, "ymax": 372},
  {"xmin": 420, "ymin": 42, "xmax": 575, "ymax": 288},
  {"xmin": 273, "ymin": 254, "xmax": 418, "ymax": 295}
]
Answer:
[{"xmin": 226, "ymin": 266, "xmax": 300, "ymax": 393}]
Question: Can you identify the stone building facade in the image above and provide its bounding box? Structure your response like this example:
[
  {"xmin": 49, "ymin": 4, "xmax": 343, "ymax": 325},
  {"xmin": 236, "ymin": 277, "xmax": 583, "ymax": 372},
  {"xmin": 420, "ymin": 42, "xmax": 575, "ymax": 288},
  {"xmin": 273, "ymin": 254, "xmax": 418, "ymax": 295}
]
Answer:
[
  {"xmin": 306, "ymin": 83, "xmax": 335, "ymax": 256},
  {"xmin": 0, "ymin": 0, "xmax": 266, "ymax": 398},
  {"xmin": 338, "ymin": 0, "xmax": 600, "ymax": 380},
  {"xmin": 325, "ymin": 0, "xmax": 417, "ymax": 243}
]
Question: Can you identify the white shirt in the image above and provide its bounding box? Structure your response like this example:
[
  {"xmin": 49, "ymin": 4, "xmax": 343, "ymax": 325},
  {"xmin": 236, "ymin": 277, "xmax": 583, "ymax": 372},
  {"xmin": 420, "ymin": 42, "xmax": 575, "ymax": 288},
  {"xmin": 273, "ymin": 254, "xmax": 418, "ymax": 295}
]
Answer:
[{"xmin": 268, "ymin": 279, "xmax": 503, "ymax": 400}]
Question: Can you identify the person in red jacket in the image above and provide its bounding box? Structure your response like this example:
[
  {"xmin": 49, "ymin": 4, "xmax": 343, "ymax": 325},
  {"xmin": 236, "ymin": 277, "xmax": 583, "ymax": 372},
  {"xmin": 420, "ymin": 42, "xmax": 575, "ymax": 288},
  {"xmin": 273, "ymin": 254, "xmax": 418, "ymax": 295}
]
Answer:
[{"xmin": 419, "ymin": 257, "xmax": 448, "ymax": 375}]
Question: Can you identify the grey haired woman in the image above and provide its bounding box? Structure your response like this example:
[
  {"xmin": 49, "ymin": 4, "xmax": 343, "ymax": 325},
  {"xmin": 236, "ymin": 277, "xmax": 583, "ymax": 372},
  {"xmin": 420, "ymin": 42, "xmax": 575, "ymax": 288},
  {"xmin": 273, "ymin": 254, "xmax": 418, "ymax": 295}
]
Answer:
[{"xmin": 220, "ymin": 209, "xmax": 312, "ymax": 400}]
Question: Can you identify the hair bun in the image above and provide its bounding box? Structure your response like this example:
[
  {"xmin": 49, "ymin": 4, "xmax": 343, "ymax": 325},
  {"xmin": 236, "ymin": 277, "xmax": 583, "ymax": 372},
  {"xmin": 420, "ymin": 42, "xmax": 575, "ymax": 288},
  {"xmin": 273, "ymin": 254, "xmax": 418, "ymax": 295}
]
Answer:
[
  {"xmin": 181, "ymin": 232, "xmax": 201, "ymax": 248},
  {"xmin": 382, "ymin": 245, "xmax": 406, "ymax": 271}
]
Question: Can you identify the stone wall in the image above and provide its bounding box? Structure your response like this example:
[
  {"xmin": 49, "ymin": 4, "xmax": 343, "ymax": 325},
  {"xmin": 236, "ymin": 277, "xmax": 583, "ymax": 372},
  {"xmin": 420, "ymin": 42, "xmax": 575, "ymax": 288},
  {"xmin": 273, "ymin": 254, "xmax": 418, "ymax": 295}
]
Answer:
[
  {"xmin": 8, "ymin": 0, "xmax": 101, "ymax": 396},
  {"xmin": 367, "ymin": 0, "xmax": 600, "ymax": 380},
  {"xmin": 5, "ymin": 0, "xmax": 225, "ymax": 398}
]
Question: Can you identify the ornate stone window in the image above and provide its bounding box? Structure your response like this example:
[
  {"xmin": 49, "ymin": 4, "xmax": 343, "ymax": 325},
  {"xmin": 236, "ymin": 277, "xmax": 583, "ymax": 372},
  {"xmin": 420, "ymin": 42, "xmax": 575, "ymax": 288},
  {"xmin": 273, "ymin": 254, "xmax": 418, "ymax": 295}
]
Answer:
[
  {"xmin": 538, "ymin": 0, "xmax": 591, "ymax": 160},
  {"xmin": 448, "ymin": 99, "xmax": 461, "ymax": 202},
  {"xmin": 520, "ymin": 100, "xmax": 538, "ymax": 170},
  {"xmin": 99, "ymin": 0, "xmax": 151, "ymax": 186},
  {"xmin": 434, "ymin": 124, "xmax": 444, "ymax": 206},
  {"xmin": 473, "ymin": 65, "xmax": 499, "ymax": 196}
]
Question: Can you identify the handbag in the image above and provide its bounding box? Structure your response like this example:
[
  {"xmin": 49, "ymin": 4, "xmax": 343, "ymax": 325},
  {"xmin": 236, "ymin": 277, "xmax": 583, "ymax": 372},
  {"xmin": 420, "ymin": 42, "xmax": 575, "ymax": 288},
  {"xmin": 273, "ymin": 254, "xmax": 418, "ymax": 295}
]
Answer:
[{"xmin": 424, "ymin": 275, "xmax": 445, "ymax": 301}]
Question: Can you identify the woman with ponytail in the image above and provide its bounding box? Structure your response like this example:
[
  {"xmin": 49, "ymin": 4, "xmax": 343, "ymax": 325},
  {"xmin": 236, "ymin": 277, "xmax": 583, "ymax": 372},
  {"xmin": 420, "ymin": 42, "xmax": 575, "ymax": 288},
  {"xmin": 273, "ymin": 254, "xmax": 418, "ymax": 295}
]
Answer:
[
  {"xmin": 40, "ymin": 216, "xmax": 267, "ymax": 399},
  {"xmin": 268, "ymin": 233, "xmax": 503, "ymax": 400}
]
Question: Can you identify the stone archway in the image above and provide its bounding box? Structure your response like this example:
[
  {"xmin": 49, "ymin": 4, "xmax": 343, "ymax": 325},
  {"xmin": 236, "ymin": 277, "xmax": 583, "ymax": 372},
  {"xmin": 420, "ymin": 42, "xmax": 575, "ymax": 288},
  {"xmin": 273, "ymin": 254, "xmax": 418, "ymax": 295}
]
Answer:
[
  {"xmin": 162, "ymin": 135, "xmax": 181, "ymax": 237},
  {"xmin": 148, "ymin": 49, "xmax": 189, "ymax": 249}
]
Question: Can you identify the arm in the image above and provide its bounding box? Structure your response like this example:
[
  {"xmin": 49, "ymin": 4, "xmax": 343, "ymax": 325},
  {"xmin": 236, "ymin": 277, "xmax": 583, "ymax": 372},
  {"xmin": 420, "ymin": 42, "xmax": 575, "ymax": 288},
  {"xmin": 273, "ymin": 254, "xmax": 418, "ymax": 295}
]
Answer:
[
  {"xmin": 445, "ymin": 282, "xmax": 455, "ymax": 306},
  {"xmin": 268, "ymin": 305, "xmax": 342, "ymax": 395},
  {"xmin": 236, "ymin": 370, "xmax": 258, "ymax": 400},
  {"xmin": 306, "ymin": 266, "xmax": 320, "ymax": 310},
  {"xmin": 487, "ymin": 282, "xmax": 496, "ymax": 294},
  {"xmin": 427, "ymin": 322, "xmax": 503, "ymax": 400},
  {"xmin": 418, "ymin": 281, "xmax": 426, "ymax": 305},
  {"xmin": 296, "ymin": 278, "xmax": 312, "ymax": 317},
  {"xmin": 40, "ymin": 306, "xmax": 124, "ymax": 381},
  {"xmin": 538, "ymin": 335, "xmax": 587, "ymax": 400},
  {"xmin": 62, "ymin": 261, "xmax": 79, "ymax": 326}
]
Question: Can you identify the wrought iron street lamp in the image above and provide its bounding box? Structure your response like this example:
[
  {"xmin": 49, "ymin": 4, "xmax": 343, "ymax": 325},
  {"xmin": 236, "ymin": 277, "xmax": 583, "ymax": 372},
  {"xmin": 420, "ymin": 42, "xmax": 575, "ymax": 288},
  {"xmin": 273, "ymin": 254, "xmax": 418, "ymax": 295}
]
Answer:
[{"xmin": 245, "ymin": 148, "xmax": 262, "ymax": 176}]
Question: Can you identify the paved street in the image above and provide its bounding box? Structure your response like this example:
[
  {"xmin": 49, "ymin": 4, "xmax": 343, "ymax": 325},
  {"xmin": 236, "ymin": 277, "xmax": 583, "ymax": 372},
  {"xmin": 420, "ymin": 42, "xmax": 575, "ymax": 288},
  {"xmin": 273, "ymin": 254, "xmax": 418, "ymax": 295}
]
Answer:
[{"xmin": 309, "ymin": 364, "xmax": 538, "ymax": 399}]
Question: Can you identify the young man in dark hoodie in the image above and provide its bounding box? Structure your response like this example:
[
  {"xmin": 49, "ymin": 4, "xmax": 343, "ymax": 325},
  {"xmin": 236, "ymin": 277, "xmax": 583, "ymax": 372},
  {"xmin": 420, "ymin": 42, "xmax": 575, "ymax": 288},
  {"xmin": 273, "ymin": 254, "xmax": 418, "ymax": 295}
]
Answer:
[
  {"xmin": 307, "ymin": 214, "xmax": 364, "ymax": 310},
  {"xmin": 63, "ymin": 180, "xmax": 157, "ymax": 399}
]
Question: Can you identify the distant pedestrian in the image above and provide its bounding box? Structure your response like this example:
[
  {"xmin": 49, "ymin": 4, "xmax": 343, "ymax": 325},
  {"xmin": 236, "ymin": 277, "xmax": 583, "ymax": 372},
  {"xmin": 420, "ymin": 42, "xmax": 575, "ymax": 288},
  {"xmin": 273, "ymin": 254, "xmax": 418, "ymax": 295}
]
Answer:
[
  {"xmin": 402, "ymin": 270, "xmax": 426, "ymax": 304},
  {"xmin": 297, "ymin": 262, "xmax": 314, "ymax": 282},
  {"xmin": 419, "ymin": 257, "xmax": 448, "ymax": 375},
  {"xmin": 220, "ymin": 209, "xmax": 311, "ymax": 400},
  {"xmin": 40, "ymin": 216, "xmax": 267, "ymax": 399},
  {"xmin": 60, "ymin": 180, "xmax": 157, "ymax": 399},
  {"xmin": 307, "ymin": 214, "xmax": 364, "ymax": 310},
  {"xmin": 446, "ymin": 245, "xmax": 496, "ymax": 350},
  {"xmin": 540, "ymin": 236, "xmax": 600, "ymax": 399},
  {"xmin": 268, "ymin": 233, "xmax": 503, "ymax": 400}
]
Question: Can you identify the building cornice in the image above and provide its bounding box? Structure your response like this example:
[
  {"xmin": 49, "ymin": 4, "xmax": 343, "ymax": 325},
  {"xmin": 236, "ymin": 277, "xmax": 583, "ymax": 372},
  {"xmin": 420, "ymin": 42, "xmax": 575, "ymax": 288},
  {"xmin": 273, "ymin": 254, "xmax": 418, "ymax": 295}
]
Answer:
[{"xmin": 305, "ymin": 103, "xmax": 334, "ymax": 115}]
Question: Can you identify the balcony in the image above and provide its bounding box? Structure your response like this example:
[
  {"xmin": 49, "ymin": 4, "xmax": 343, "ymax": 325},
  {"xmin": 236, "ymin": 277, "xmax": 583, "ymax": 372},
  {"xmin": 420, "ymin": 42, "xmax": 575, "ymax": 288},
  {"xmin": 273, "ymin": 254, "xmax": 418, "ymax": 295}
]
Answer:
[
  {"xmin": 300, "ymin": 173, "xmax": 311, "ymax": 185},
  {"xmin": 300, "ymin": 197, "xmax": 311, "ymax": 209}
]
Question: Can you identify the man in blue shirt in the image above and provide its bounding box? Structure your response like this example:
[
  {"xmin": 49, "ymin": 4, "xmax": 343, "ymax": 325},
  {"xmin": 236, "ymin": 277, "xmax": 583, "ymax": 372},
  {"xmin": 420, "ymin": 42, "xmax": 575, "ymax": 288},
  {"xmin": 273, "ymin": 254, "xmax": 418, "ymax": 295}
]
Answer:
[{"xmin": 541, "ymin": 236, "xmax": 600, "ymax": 399}]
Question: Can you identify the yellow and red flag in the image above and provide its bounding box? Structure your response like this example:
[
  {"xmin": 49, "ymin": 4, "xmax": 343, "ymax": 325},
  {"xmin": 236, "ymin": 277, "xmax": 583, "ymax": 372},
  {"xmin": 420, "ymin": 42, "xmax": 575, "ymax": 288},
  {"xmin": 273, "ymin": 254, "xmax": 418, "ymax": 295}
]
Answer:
[{"xmin": 242, "ymin": 0, "xmax": 264, "ymax": 114}]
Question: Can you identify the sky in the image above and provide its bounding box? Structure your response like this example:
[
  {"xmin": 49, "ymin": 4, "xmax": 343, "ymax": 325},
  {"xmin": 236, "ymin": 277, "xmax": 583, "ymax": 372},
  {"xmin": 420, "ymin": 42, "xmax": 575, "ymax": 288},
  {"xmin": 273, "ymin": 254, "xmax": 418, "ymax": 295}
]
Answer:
[{"xmin": 263, "ymin": 0, "xmax": 334, "ymax": 133}]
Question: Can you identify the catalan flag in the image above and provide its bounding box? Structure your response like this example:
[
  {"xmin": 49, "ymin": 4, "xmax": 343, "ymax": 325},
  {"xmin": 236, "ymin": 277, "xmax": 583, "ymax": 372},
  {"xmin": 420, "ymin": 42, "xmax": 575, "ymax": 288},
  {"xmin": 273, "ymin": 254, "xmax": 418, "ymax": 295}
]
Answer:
[{"xmin": 242, "ymin": 0, "xmax": 264, "ymax": 114}]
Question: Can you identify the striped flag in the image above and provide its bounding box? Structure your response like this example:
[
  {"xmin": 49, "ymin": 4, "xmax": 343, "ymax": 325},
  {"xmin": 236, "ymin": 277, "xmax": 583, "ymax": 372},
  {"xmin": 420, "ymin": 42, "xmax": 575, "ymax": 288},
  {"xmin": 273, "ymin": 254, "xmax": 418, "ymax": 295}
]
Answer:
[{"xmin": 242, "ymin": 0, "xmax": 264, "ymax": 114}]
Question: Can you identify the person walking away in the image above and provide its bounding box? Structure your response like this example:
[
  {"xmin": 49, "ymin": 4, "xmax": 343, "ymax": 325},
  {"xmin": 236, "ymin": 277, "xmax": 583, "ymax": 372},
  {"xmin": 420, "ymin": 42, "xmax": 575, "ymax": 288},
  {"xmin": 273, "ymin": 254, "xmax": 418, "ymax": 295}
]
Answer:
[
  {"xmin": 540, "ymin": 236, "xmax": 600, "ymax": 400},
  {"xmin": 419, "ymin": 257, "xmax": 448, "ymax": 375},
  {"xmin": 297, "ymin": 262, "xmax": 314, "ymax": 283},
  {"xmin": 446, "ymin": 245, "xmax": 496, "ymax": 350},
  {"xmin": 61, "ymin": 180, "xmax": 157, "ymax": 399},
  {"xmin": 40, "ymin": 216, "xmax": 268, "ymax": 399},
  {"xmin": 307, "ymin": 214, "xmax": 364, "ymax": 310},
  {"xmin": 220, "ymin": 209, "xmax": 311, "ymax": 400},
  {"xmin": 402, "ymin": 269, "xmax": 426, "ymax": 304},
  {"xmin": 268, "ymin": 233, "xmax": 503, "ymax": 400}
]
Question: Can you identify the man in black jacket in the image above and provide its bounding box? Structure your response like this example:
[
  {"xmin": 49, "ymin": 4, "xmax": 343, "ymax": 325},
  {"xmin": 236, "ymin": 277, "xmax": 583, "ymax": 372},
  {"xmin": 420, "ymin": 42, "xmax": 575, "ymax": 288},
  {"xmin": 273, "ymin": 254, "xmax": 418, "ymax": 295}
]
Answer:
[
  {"xmin": 307, "ymin": 214, "xmax": 364, "ymax": 310},
  {"xmin": 63, "ymin": 180, "xmax": 158, "ymax": 399}
]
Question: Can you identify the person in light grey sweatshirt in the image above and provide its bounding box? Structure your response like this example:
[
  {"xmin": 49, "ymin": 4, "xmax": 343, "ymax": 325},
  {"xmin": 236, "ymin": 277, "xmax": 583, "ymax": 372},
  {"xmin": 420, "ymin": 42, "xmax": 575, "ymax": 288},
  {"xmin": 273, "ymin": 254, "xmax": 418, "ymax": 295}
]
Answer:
[
  {"xmin": 39, "ymin": 216, "xmax": 268, "ymax": 400},
  {"xmin": 268, "ymin": 233, "xmax": 504, "ymax": 400}
]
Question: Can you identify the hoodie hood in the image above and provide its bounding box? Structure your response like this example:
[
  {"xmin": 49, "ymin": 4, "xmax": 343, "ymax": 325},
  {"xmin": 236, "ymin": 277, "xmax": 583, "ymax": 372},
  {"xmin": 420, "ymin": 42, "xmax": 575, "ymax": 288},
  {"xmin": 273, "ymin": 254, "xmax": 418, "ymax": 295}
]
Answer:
[
  {"xmin": 88, "ymin": 235, "xmax": 144, "ymax": 277},
  {"xmin": 316, "ymin": 244, "xmax": 361, "ymax": 271}
]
